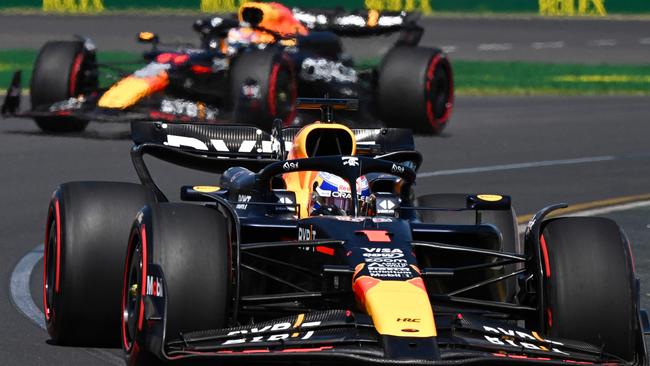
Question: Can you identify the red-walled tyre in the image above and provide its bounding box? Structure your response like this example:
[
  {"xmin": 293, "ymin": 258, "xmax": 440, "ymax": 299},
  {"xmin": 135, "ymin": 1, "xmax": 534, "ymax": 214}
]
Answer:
[
  {"xmin": 123, "ymin": 203, "xmax": 231, "ymax": 366},
  {"xmin": 540, "ymin": 217, "xmax": 640, "ymax": 361},
  {"xmin": 44, "ymin": 182, "xmax": 155, "ymax": 346},
  {"xmin": 229, "ymin": 47, "xmax": 297, "ymax": 131},
  {"xmin": 378, "ymin": 46, "xmax": 453, "ymax": 135},
  {"xmin": 31, "ymin": 41, "xmax": 97, "ymax": 133}
]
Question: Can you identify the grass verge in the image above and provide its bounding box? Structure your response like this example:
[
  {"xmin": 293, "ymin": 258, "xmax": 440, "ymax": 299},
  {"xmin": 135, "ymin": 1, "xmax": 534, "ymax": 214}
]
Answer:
[
  {"xmin": 0, "ymin": 49, "xmax": 144, "ymax": 90},
  {"xmin": 2, "ymin": 49, "xmax": 650, "ymax": 95}
]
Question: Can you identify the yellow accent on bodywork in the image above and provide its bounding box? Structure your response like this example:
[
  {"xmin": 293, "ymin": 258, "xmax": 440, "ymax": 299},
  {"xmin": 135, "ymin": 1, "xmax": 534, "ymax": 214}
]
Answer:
[
  {"xmin": 193, "ymin": 186, "xmax": 220, "ymax": 193},
  {"xmin": 363, "ymin": 280, "xmax": 436, "ymax": 337},
  {"xmin": 477, "ymin": 194, "xmax": 503, "ymax": 202},
  {"xmin": 139, "ymin": 32, "xmax": 155, "ymax": 41},
  {"xmin": 292, "ymin": 313, "xmax": 305, "ymax": 328}
]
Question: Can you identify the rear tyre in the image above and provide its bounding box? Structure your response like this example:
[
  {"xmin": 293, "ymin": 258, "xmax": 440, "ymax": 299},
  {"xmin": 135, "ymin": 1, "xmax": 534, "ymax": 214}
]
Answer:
[
  {"xmin": 123, "ymin": 203, "xmax": 231, "ymax": 365},
  {"xmin": 540, "ymin": 217, "xmax": 639, "ymax": 361},
  {"xmin": 378, "ymin": 47, "xmax": 453, "ymax": 135},
  {"xmin": 31, "ymin": 41, "xmax": 97, "ymax": 133},
  {"xmin": 416, "ymin": 194, "xmax": 520, "ymax": 301},
  {"xmin": 229, "ymin": 47, "xmax": 297, "ymax": 131},
  {"xmin": 44, "ymin": 182, "xmax": 155, "ymax": 346}
]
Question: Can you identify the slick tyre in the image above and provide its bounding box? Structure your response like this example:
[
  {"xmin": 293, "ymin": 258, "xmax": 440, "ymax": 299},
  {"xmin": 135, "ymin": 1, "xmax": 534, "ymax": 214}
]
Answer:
[
  {"xmin": 44, "ymin": 182, "xmax": 155, "ymax": 346},
  {"xmin": 229, "ymin": 47, "xmax": 297, "ymax": 131},
  {"xmin": 31, "ymin": 41, "xmax": 97, "ymax": 133},
  {"xmin": 541, "ymin": 217, "xmax": 639, "ymax": 361},
  {"xmin": 123, "ymin": 203, "xmax": 231, "ymax": 366},
  {"xmin": 416, "ymin": 193, "xmax": 520, "ymax": 301},
  {"xmin": 378, "ymin": 47, "xmax": 453, "ymax": 135}
]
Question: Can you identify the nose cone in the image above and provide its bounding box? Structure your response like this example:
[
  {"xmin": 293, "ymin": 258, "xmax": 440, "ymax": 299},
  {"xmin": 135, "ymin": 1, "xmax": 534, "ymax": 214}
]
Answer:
[{"xmin": 353, "ymin": 276, "xmax": 437, "ymax": 338}]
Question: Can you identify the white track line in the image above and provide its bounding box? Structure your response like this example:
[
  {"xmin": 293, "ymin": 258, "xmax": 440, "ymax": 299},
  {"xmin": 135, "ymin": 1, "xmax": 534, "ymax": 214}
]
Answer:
[
  {"xmin": 531, "ymin": 41, "xmax": 565, "ymax": 49},
  {"xmin": 418, "ymin": 155, "xmax": 616, "ymax": 178},
  {"xmin": 478, "ymin": 43, "xmax": 513, "ymax": 51},
  {"xmin": 517, "ymin": 200, "xmax": 650, "ymax": 234},
  {"xmin": 441, "ymin": 45, "xmax": 458, "ymax": 53},
  {"xmin": 9, "ymin": 245, "xmax": 124, "ymax": 366},
  {"xmin": 589, "ymin": 39, "xmax": 617, "ymax": 47},
  {"xmin": 9, "ymin": 245, "xmax": 45, "ymax": 330}
]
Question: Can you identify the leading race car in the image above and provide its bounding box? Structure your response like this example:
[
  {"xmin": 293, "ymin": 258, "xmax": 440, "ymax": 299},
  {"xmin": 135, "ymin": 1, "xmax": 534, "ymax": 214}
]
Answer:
[
  {"xmin": 42, "ymin": 116, "xmax": 646, "ymax": 365},
  {"xmin": 2, "ymin": 2, "xmax": 453, "ymax": 135}
]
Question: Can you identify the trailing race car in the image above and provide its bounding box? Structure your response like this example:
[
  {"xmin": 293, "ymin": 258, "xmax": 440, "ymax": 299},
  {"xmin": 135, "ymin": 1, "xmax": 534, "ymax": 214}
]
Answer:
[
  {"xmin": 1, "ymin": 2, "xmax": 453, "ymax": 135},
  {"xmin": 42, "ymin": 113, "xmax": 647, "ymax": 365}
]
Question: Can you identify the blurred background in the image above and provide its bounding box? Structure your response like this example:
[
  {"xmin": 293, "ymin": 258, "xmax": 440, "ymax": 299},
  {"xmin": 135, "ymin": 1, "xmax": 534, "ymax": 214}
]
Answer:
[{"xmin": 2, "ymin": 1, "xmax": 650, "ymax": 365}]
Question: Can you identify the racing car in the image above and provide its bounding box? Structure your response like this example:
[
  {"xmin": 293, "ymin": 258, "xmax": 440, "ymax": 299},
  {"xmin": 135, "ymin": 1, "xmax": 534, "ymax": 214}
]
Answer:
[
  {"xmin": 1, "ymin": 2, "xmax": 453, "ymax": 135},
  {"xmin": 41, "ymin": 105, "xmax": 646, "ymax": 365}
]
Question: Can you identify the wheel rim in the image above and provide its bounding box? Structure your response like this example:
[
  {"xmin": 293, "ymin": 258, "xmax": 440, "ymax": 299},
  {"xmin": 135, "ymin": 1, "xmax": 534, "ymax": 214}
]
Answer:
[
  {"xmin": 122, "ymin": 237, "xmax": 143, "ymax": 351},
  {"xmin": 44, "ymin": 220, "xmax": 57, "ymax": 322}
]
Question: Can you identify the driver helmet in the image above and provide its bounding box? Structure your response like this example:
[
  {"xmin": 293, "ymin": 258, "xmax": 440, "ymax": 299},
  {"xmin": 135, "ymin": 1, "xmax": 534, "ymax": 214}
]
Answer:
[{"xmin": 310, "ymin": 172, "xmax": 370, "ymax": 216}]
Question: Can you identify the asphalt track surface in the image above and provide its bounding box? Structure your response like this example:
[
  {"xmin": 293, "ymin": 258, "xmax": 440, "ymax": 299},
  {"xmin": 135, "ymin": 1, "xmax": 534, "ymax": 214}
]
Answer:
[
  {"xmin": 2, "ymin": 14, "xmax": 650, "ymax": 63},
  {"xmin": 2, "ymin": 95, "xmax": 650, "ymax": 365}
]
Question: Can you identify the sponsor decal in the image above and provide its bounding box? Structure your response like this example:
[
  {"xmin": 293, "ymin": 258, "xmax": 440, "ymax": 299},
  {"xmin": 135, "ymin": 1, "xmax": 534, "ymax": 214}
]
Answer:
[
  {"xmin": 341, "ymin": 156, "xmax": 359, "ymax": 167},
  {"xmin": 160, "ymin": 98, "xmax": 219, "ymax": 120},
  {"xmin": 236, "ymin": 194, "xmax": 251, "ymax": 210},
  {"xmin": 146, "ymin": 275, "xmax": 163, "ymax": 297},
  {"xmin": 397, "ymin": 318, "xmax": 421, "ymax": 323},
  {"xmin": 333, "ymin": 216, "xmax": 364, "ymax": 222},
  {"xmin": 300, "ymin": 57, "xmax": 357, "ymax": 83},
  {"xmin": 164, "ymin": 135, "xmax": 287, "ymax": 154},
  {"xmin": 298, "ymin": 226, "xmax": 317, "ymax": 241},
  {"xmin": 391, "ymin": 163, "xmax": 405, "ymax": 174},
  {"xmin": 361, "ymin": 248, "xmax": 412, "ymax": 279},
  {"xmin": 49, "ymin": 97, "xmax": 84, "ymax": 112},
  {"xmin": 222, "ymin": 320, "xmax": 321, "ymax": 345},
  {"xmin": 482, "ymin": 326, "xmax": 569, "ymax": 356},
  {"xmin": 372, "ymin": 217, "xmax": 393, "ymax": 223},
  {"xmin": 283, "ymin": 161, "xmax": 299, "ymax": 171},
  {"xmin": 377, "ymin": 198, "xmax": 397, "ymax": 215},
  {"xmin": 277, "ymin": 196, "xmax": 295, "ymax": 212}
]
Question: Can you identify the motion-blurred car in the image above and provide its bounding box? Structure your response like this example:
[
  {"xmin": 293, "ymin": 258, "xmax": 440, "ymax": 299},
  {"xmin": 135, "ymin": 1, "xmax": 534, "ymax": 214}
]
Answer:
[{"xmin": 2, "ymin": 2, "xmax": 453, "ymax": 135}]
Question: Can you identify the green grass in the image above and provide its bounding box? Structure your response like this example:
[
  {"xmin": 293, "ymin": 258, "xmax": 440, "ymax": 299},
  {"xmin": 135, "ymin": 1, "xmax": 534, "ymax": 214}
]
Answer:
[
  {"xmin": 0, "ymin": 49, "xmax": 144, "ymax": 89},
  {"xmin": 454, "ymin": 61, "xmax": 650, "ymax": 95},
  {"xmin": 2, "ymin": 48, "xmax": 650, "ymax": 95}
]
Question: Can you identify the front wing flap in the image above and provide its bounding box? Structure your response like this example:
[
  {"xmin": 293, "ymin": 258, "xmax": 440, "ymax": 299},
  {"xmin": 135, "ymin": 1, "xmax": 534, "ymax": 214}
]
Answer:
[
  {"xmin": 11, "ymin": 93, "xmax": 227, "ymax": 124},
  {"xmin": 156, "ymin": 309, "xmax": 625, "ymax": 365}
]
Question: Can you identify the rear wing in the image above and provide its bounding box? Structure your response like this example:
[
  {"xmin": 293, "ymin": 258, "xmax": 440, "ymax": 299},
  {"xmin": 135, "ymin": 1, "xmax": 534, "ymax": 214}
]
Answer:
[
  {"xmin": 292, "ymin": 8, "xmax": 423, "ymax": 45},
  {"xmin": 130, "ymin": 121, "xmax": 416, "ymax": 161}
]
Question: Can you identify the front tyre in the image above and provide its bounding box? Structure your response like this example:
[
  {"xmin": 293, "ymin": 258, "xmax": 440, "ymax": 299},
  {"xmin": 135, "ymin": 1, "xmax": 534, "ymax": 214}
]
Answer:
[
  {"xmin": 123, "ymin": 203, "xmax": 231, "ymax": 365},
  {"xmin": 540, "ymin": 217, "xmax": 640, "ymax": 361},
  {"xmin": 31, "ymin": 41, "xmax": 97, "ymax": 133},
  {"xmin": 44, "ymin": 182, "xmax": 154, "ymax": 346},
  {"xmin": 378, "ymin": 47, "xmax": 453, "ymax": 135}
]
